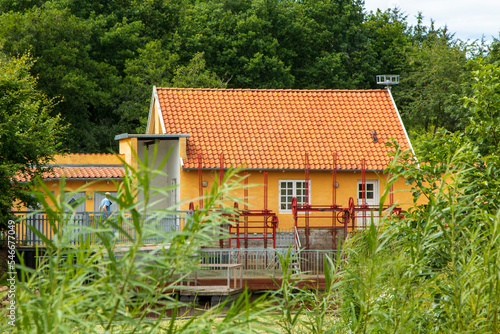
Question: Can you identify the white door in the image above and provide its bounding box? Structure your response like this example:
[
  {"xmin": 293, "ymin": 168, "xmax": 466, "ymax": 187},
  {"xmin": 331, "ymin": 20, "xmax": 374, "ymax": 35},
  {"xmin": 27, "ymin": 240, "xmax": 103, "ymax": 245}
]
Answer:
[{"xmin": 356, "ymin": 180, "xmax": 379, "ymax": 227}]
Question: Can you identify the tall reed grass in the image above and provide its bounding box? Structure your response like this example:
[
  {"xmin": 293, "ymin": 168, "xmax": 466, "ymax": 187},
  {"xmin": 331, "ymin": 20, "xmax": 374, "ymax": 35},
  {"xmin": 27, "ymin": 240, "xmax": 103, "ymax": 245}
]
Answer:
[
  {"xmin": 340, "ymin": 143, "xmax": 500, "ymax": 333},
  {"xmin": 5, "ymin": 141, "xmax": 500, "ymax": 333},
  {"xmin": 4, "ymin": 148, "xmax": 271, "ymax": 333}
]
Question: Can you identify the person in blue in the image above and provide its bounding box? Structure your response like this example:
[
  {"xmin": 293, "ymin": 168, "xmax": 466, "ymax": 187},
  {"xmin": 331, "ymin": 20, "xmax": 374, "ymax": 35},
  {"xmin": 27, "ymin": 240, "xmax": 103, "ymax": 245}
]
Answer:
[{"xmin": 99, "ymin": 192, "xmax": 112, "ymax": 214}]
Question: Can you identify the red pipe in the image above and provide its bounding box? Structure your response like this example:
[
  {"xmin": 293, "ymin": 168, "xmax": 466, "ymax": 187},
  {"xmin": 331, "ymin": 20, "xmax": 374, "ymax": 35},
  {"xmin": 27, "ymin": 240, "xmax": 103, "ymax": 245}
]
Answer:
[
  {"xmin": 332, "ymin": 153, "xmax": 337, "ymax": 207},
  {"xmin": 305, "ymin": 153, "xmax": 309, "ymax": 205},
  {"xmin": 305, "ymin": 153, "xmax": 310, "ymax": 249},
  {"xmin": 232, "ymin": 202, "xmax": 240, "ymax": 248},
  {"xmin": 219, "ymin": 153, "xmax": 225, "ymax": 248},
  {"xmin": 361, "ymin": 158, "xmax": 367, "ymax": 228},
  {"xmin": 361, "ymin": 158, "xmax": 366, "ymax": 206},
  {"xmin": 332, "ymin": 153, "xmax": 337, "ymax": 227},
  {"xmin": 244, "ymin": 171, "xmax": 249, "ymax": 248},
  {"xmin": 389, "ymin": 173, "xmax": 394, "ymax": 205},
  {"xmin": 264, "ymin": 172, "xmax": 268, "ymax": 249},
  {"xmin": 264, "ymin": 172, "xmax": 268, "ymax": 212},
  {"xmin": 219, "ymin": 153, "xmax": 224, "ymax": 189},
  {"xmin": 272, "ymin": 215, "xmax": 278, "ymax": 248},
  {"xmin": 198, "ymin": 154, "xmax": 203, "ymax": 209}
]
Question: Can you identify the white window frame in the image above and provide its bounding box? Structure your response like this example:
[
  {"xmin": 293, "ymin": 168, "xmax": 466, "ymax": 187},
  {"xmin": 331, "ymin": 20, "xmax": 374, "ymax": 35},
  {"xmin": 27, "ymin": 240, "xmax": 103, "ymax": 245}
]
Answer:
[
  {"xmin": 356, "ymin": 179, "xmax": 379, "ymax": 205},
  {"xmin": 279, "ymin": 179, "xmax": 311, "ymax": 214},
  {"xmin": 356, "ymin": 179, "xmax": 380, "ymax": 226},
  {"xmin": 67, "ymin": 191, "xmax": 87, "ymax": 212}
]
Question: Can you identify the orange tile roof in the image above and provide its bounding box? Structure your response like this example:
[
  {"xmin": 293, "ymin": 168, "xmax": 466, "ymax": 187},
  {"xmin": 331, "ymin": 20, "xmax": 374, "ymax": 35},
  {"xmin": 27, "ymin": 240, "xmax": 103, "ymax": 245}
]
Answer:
[
  {"xmin": 15, "ymin": 167, "xmax": 125, "ymax": 182},
  {"xmin": 155, "ymin": 88, "xmax": 412, "ymax": 170}
]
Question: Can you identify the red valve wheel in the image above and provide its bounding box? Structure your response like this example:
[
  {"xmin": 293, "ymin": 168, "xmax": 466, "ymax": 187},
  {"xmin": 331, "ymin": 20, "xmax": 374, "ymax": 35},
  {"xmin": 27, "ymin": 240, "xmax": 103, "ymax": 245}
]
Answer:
[
  {"xmin": 291, "ymin": 197, "xmax": 298, "ymax": 216},
  {"xmin": 348, "ymin": 197, "xmax": 355, "ymax": 218},
  {"xmin": 336, "ymin": 210, "xmax": 345, "ymax": 224},
  {"xmin": 267, "ymin": 215, "xmax": 279, "ymax": 228}
]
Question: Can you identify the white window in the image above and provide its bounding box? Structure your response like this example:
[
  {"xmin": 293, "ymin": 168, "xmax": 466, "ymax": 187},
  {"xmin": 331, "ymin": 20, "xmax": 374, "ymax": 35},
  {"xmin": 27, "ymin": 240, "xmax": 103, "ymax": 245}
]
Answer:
[
  {"xmin": 358, "ymin": 182, "xmax": 375, "ymax": 201},
  {"xmin": 279, "ymin": 180, "xmax": 310, "ymax": 213},
  {"xmin": 356, "ymin": 179, "xmax": 380, "ymax": 226}
]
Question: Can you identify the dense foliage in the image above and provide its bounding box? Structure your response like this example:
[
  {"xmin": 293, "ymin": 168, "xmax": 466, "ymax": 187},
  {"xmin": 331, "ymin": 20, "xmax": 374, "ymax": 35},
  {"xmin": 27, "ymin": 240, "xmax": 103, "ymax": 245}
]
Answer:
[
  {"xmin": 0, "ymin": 52, "xmax": 64, "ymax": 227},
  {"xmin": 1, "ymin": 0, "xmax": 497, "ymax": 152},
  {"xmin": 341, "ymin": 60, "xmax": 500, "ymax": 332}
]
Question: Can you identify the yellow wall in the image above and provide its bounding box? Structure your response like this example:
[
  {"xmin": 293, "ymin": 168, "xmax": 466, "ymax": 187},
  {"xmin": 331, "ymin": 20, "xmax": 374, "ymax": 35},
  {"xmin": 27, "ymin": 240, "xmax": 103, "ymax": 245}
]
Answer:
[
  {"xmin": 179, "ymin": 169, "xmax": 416, "ymax": 229},
  {"xmin": 42, "ymin": 180, "xmax": 120, "ymax": 211},
  {"xmin": 51, "ymin": 154, "xmax": 124, "ymax": 165},
  {"xmin": 119, "ymin": 138, "xmax": 138, "ymax": 170},
  {"xmin": 16, "ymin": 153, "xmax": 125, "ymax": 212}
]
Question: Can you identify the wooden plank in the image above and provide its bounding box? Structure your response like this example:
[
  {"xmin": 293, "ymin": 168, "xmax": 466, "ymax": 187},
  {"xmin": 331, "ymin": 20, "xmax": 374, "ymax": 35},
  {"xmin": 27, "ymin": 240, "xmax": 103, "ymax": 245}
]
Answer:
[
  {"xmin": 190, "ymin": 277, "xmax": 327, "ymax": 291},
  {"xmin": 179, "ymin": 286, "xmax": 243, "ymax": 296}
]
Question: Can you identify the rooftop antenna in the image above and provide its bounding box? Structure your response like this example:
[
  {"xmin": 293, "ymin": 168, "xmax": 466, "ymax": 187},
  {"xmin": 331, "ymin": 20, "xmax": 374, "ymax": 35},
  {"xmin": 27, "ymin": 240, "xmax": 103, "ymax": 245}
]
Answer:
[{"xmin": 376, "ymin": 74, "xmax": 399, "ymax": 90}]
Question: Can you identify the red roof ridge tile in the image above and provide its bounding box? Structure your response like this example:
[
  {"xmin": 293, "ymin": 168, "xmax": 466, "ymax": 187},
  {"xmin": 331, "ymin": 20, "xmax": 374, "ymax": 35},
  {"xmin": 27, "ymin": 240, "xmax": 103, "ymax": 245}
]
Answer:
[{"xmin": 156, "ymin": 87, "xmax": 387, "ymax": 93}]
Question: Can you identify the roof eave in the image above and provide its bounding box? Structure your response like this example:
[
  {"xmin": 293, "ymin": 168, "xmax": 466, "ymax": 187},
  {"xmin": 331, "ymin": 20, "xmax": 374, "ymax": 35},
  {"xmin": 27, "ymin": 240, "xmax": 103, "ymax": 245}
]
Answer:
[
  {"xmin": 387, "ymin": 88, "xmax": 415, "ymax": 156},
  {"xmin": 182, "ymin": 167, "xmax": 386, "ymax": 173},
  {"xmin": 43, "ymin": 177, "xmax": 124, "ymax": 181},
  {"xmin": 114, "ymin": 133, "xmax": 190, "ymax": 141},
  {"xmin": 146, "ymin": 86, "xmax": 155, "ymax": 134}
]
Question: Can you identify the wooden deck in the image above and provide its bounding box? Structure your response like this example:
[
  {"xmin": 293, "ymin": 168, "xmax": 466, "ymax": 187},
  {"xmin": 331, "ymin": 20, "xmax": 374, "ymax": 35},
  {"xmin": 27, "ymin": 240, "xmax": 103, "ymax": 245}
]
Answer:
[
  {"xmin": 183, "ymin": 276, "xmax": 327, "ymax": 291},
  {"xmin": 179, "ymin": 285, "xmax": 243, "ymax": 296},
  {"xmin": 180, "ymin": 263, "xmax": 244, "ymax": 296}
]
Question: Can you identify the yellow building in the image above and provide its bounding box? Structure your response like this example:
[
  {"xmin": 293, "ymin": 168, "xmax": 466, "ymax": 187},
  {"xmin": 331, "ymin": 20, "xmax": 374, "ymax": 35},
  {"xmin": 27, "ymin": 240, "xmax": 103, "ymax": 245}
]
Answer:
[
  {"xmin": 116, "ymin": 87, "xmax": 415, "ymax": 236},
  {"xmin": 15, "ymin": 153, "xmax": 124, "ymax": 212},
  {"xmin": 15, "ymin": 87, "xmax": 416, "ymax": 251}
]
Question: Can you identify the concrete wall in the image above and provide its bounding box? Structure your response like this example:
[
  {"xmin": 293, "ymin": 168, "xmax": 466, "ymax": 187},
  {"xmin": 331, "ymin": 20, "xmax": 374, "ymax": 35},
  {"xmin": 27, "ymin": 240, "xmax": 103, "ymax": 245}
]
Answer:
[{"xmin": 136, "ymin": 139, "xmax": 180, "ymax": 210}]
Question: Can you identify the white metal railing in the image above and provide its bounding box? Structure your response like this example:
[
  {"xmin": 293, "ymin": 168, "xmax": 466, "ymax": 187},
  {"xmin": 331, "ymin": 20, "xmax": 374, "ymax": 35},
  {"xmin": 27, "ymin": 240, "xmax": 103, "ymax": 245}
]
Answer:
[
  {"xmin": 198, "ymin": 248, "xmax": 336, "ymax": 276},
  {"xmin": 293, "ymin": 226, "xmax": 302, "ymax": 250},
  {"xmin": 12, "ymin": 211, "xmax": 193, "ymax": 247},
  {"xmin": 275, "ymin": 227, "xmax": 295, "ymax": 248}
]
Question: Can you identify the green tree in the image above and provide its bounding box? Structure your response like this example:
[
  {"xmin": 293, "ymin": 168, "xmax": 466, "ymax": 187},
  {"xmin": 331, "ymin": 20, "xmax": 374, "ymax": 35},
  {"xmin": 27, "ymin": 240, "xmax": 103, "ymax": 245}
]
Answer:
[
  {"xmin": 117, "ymin": 48, "xmax": 228, "ymax": 134},
  {"xmin": 177, "ymin": 0, "xmax": 294, "ymax": 88},
  {"xmin": 464, "ymin": 60, "xmax": 500, "ymax": 155},
  {"xmin": 171, "ymin": 52, "xmax": 228, "ymax": 88},
  {"xmin": 177, "ymin": 0, "xmax": 374, "ymax": 89},
  {"xmin": 117, "ymin": 40, "xmax": 180, "ymax": 134},
  {"xmin": 485, "ymin": 35, "xmax": 500, "ymax": 65},
  {"xmin": 0, "ymin": 52, "xmax": 64, "ymax": 226},
  {"xmin": 300, "ymin": 0, "xmax": 368, "ymax": 88},
  {"xmin": 362, "ymin": 8, "xmax": 410, "ymax": 86},
  {"xmin": 393, "ymin": 30, "xmax": 470, "ymax": 135},
  {"xmin": 340, "ymin": 62, "xmax": 500, "ymax": 331},
  {"xmin": 0, "ymin": 5, "xmax": 122, "ymax": 152}
]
